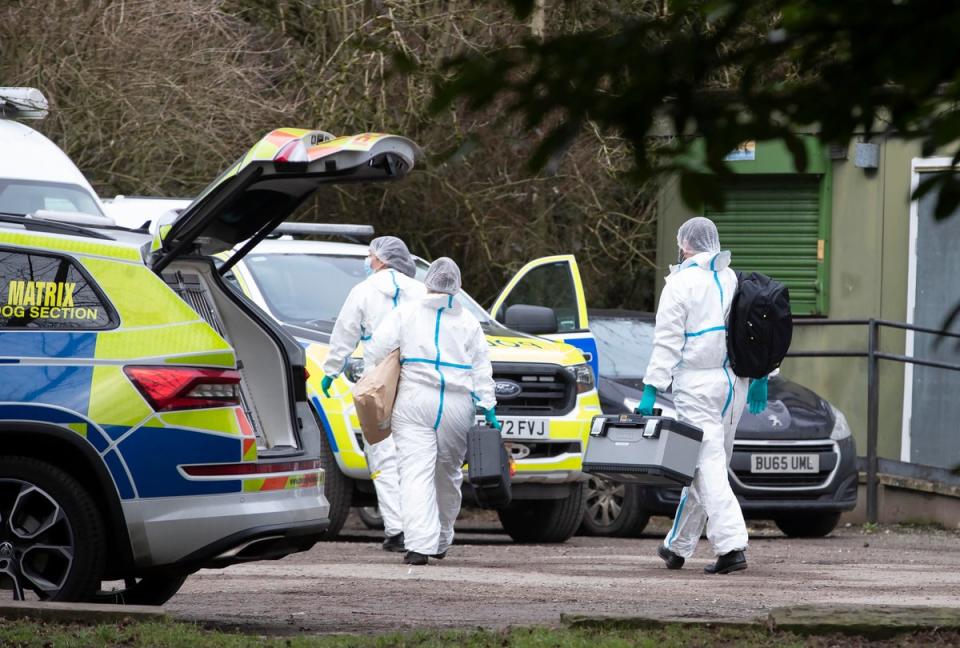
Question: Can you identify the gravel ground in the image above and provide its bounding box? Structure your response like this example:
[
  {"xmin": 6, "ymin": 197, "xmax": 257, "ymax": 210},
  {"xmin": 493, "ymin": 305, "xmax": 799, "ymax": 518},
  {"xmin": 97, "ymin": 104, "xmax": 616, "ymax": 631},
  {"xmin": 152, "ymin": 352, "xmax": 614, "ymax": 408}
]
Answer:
[{"xmin": 166, "ymin": 512, "xmax": 960, "ymax": 636}]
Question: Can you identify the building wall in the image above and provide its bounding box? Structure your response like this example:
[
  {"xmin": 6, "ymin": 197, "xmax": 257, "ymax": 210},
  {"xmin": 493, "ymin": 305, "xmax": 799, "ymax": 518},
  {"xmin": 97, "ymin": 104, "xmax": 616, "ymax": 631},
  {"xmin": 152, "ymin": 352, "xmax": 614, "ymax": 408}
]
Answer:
[{"xmin": 655, "ymin": 137, "xmax": 921, "ymax": 460}]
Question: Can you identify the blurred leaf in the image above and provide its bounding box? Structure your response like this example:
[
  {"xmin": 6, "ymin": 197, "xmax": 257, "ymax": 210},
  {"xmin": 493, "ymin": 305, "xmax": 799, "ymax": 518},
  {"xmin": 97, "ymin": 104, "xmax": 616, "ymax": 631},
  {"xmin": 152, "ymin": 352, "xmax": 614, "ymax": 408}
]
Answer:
[
  {"xmin": 506, "ymin": 0, "xmax": 536, "ymax": 19},
  {"xmin": 528, "ymin": 120, "xmax": 579, "ymax": 173},
  {"xmin": 390, "ymin": 50, "xmax": 419, "ymax": 76},
  {"xmin": 934, "ymin": 175, "xmax": 960, "ymax": 220},
  {"xmin": 934, "ymin": 301, "xmax": 960, "ymax": 350},
  {"xmin": 783, "ymin": 133, "xmax": 808, "ymax": 174},
  {"xmin": 912, "ymin": 173, "xmax": 944, "ymax": 203},
  {"xmin": 678, "ymin": 172, "xmax": 725, "ymax": 212},
  {"xmin": 930, "ymin": 109, "xmax": 960, "ymax": 148}
]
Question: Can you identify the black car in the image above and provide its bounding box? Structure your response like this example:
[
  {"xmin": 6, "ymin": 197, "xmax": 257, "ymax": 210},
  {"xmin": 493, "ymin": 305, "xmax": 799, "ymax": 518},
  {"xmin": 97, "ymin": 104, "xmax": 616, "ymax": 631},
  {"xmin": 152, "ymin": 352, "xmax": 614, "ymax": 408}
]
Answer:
[{"xmin": 580, "ymin": 310, "xmax": 858, "ymax": 538}]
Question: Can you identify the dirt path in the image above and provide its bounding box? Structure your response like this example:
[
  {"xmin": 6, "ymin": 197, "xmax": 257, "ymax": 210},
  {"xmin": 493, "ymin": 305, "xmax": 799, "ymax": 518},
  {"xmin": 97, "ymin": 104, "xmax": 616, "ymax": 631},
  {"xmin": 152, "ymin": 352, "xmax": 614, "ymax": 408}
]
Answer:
[{"xmin": 167, "ymin": 514, "xmax": 960, "ymax": 635}]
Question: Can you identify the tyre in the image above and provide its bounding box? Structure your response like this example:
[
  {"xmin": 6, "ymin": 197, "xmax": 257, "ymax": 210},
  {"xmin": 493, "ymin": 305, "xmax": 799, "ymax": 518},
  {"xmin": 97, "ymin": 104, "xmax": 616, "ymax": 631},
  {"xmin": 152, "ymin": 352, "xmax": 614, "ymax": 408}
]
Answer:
[
  {"xmin": 94, "ymin": 574, "xmax": 188, "ymax": 605},
  {"xmin": 357, "ymin": 506, "xmax": 384, "ymax": 530},
  {"xmin": 497, "ymin": 483, "xmax": 585, "ymax": 543},
  {"xmin": 317, "ymin": 426, "xmax": 352, "ymax": 540},
  {"xmin": 578, "ymin": 476, "xmax": 650, "ymax": 537},
  {"xmin": 774, "ymin": 512, "xmax": 842, "ymax": 538},
  {"xmin": 0, "ymin": 456, "xmax": 106, "ymax": 601}
]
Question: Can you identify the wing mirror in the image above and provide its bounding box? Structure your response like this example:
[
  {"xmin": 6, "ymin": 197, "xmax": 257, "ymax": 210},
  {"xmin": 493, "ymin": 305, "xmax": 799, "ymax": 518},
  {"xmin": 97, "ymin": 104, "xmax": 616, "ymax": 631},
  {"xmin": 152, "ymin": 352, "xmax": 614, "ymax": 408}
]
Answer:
[{"xmin": 502, "ymin": 304, "xmax": 559, "ymax": 335}]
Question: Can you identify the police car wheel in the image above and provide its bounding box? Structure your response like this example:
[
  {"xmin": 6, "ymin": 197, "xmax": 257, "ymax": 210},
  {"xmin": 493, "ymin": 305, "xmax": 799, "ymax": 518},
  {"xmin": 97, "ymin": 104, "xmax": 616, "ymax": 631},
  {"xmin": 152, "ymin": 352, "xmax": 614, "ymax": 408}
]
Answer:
[
  {"xmin": 94, "ymin": 574, "xmax": 189, "ymax": 605},
  {"xmin": 578, "ymin": 477, "xmax": 651, "ymax": 537},
  {"xmin": 774, "ymin": 512, "xmax": 841, "ymax": 538},
  {"xmin": 357, "ymin": 506, "xmax": 384, "ymax": 530},
  {"xmin": 497, "ymin": 483, "xmax": 585, "ymax": 544},
  {"xmin": 316, "ymin": 422, "xmax": 351, "ymax": 540},
  {"xmin": 0, "ymin": 457, "xmax": 106, "ymax": 602}
]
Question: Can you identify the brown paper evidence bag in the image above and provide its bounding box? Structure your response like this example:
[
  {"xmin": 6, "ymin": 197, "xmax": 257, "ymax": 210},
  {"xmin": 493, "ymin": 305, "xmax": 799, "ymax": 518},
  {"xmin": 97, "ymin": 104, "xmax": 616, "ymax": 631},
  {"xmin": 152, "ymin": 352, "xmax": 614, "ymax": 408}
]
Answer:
[{"xmin": 352, "ymin": 349, "xmax": 401, "ymax": 445}]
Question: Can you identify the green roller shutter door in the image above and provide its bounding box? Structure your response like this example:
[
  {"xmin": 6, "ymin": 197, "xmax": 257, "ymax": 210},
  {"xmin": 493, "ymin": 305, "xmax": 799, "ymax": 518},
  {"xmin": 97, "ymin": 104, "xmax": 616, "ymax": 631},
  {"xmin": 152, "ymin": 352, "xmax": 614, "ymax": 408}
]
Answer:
[{"xmin": 706, "ymin": 176, "xmax": 826, "ymax": 315}]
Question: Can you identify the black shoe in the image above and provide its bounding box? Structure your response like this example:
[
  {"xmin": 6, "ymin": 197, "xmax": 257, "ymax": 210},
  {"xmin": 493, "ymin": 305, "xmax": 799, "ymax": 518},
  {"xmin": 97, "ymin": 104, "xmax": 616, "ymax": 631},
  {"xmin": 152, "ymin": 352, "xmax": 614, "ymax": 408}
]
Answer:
[
  {"xmin": 658, "ymin": 544, "xmax": 685, "ymax": 570},
  {"xmin": 704, "ymin": 550, "xmax": 747, "ymax": 574},
  {"xmin": 431, "ymin": 550, "xmax": 447, "ymax": 560},
  {"xmin": 382, "ymin": 533, "xmax": 405, "ymax": 553},
  {"xmin": 403, "ymin": 551, "xmax": 429, "ymax": 566}
]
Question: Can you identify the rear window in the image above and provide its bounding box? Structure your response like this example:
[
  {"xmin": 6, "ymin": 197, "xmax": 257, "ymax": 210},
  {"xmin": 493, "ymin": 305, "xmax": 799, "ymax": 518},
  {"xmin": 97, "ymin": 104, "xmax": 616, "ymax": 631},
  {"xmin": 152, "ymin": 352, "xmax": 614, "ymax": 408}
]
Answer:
[
  {"xmin": 0, "ymin": 178, "xmax": 103, "ymax": 216},
  {"xmin": 0, "ymin": 249, "xmax": 116, "ymax": 329}
]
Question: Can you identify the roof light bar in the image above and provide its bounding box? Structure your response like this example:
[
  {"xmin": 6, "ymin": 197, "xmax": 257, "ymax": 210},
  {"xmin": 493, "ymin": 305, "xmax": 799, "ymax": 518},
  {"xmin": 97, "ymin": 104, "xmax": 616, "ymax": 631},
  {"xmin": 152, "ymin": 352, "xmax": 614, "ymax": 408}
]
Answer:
[
  {"xmin": 0, "ymin": 87, "xmax": 49, "ymax": 120},
  {"xmin": 273, "ymin": 223, "xmax": 375, "ymax": 240}
]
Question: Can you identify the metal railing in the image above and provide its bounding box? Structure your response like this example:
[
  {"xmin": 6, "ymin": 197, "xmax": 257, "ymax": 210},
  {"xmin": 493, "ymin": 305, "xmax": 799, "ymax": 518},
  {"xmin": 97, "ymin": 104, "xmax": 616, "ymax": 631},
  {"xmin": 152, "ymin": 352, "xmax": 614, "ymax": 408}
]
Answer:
[{"xmin": 786, "ymin": 318, "xmax": 960, "ymax": 523}]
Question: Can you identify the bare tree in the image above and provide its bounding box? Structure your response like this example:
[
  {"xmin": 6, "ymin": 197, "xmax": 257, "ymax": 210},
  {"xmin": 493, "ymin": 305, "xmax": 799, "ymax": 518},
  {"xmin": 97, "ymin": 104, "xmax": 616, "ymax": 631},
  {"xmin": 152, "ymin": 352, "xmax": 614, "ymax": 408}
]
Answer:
[{"xmin": 1, "ymin": 0, "xmax": 661, "ymax": 308}]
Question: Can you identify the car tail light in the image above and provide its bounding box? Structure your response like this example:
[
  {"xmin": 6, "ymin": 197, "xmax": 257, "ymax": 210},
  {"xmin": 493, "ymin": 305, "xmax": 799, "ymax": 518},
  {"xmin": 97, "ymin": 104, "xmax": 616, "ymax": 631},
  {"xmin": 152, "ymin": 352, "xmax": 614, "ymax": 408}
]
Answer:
[
  {"xmin": 274, "ymin": 139, "xmax": 308, "ymax": 164},
  {"xmin": 182, "ymin": 459, "xmax": 320, "ymax": 477},
  {"xmin": 124, "ymin": 366, "xmax": 241, "ymax": 411}
]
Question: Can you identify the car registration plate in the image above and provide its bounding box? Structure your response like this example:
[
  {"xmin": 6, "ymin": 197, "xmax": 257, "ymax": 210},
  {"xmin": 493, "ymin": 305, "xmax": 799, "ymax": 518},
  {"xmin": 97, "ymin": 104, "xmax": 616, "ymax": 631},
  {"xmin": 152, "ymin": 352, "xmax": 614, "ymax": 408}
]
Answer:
[
  {"xmin": 751, "ymin": 453, "xmax": 819, "ymax": 473},
  {"xmin": 476, "ymin": 416, "xmax": 548, "ymax": 439}
]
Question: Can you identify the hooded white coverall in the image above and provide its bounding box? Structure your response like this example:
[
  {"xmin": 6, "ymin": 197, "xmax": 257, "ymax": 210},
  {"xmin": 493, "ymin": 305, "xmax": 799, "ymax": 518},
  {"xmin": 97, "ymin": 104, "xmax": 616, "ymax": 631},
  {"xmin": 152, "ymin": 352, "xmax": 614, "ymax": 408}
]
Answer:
[
  {"xmin": 365, "ymin": 293, "xmax": 496, "ymax": 555},
  {"xmin": 643, "ymin": 250, "xmax": 749, "ymax": 558},
  {"xmin": 322, "ymin": 268, "xmax": 425, "ymax": 538}
]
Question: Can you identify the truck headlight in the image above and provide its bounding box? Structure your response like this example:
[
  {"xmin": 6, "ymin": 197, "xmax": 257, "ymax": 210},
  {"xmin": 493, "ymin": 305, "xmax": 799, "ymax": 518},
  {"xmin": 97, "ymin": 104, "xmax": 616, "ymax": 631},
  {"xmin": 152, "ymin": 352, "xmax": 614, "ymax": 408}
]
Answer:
[
  {"xmin": 343, "ymin": 357, "xmax": 365, "ymax": 384},
  {"xmin": 830, "ymin": 405, "xmax": 851, "ymax": 441},
  {"xmin": 564, "ymin": 363, "xmax": 595, "ymax": 393}
]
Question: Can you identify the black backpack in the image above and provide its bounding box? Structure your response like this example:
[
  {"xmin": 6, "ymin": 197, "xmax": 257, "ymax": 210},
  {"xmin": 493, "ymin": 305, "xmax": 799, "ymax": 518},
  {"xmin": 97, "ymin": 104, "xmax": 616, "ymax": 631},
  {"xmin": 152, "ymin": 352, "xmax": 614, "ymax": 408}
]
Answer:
[{"xmin": 726, "ymin": 272, "xmax": 793, "ymax": 379}]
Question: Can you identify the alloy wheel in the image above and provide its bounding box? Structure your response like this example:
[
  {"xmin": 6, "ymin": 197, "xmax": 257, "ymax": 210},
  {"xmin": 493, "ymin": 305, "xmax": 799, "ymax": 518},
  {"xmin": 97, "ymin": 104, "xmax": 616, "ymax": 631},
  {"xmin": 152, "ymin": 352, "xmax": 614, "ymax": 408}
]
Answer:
[
  {"xmin": 584, "ymin": 476, "xmax": 625, "ymax": 528},
  {"xmin": 0, "ymin": 479, "xmax": 75, "ymax": 600}
]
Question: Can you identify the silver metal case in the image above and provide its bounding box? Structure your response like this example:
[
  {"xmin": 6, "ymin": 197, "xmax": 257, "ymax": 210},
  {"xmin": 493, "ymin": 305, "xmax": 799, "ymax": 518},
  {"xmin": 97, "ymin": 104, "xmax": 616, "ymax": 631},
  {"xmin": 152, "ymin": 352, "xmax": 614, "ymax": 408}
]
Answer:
[{"xmin": 582, "ymin": 414, "xmax": 703, "ymax": 486}]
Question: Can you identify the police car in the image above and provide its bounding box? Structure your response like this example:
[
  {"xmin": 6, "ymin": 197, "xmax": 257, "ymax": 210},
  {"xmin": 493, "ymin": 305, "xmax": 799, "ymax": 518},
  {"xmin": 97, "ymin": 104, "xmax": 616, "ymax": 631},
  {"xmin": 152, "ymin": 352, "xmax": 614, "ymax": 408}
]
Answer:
[{"xmin": 0, "ymin": 88, "xmax": 417, "ymax": 602}]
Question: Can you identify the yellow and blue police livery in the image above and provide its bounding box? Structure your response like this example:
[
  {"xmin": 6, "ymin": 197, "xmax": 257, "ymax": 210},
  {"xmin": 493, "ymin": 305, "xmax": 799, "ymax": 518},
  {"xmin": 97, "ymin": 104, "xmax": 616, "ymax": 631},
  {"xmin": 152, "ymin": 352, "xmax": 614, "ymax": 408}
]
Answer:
[{"xmin": 0, "ymin": 105, "xmax": 418, "ymax": 603}]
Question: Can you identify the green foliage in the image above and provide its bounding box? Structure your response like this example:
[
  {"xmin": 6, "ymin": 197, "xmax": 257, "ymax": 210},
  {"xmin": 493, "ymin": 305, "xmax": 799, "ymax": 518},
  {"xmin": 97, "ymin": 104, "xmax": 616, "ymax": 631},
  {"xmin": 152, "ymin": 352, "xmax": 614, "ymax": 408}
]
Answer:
[{"xmin": 433, "ymin": 0, "xmax": 960, "ymax": 217}]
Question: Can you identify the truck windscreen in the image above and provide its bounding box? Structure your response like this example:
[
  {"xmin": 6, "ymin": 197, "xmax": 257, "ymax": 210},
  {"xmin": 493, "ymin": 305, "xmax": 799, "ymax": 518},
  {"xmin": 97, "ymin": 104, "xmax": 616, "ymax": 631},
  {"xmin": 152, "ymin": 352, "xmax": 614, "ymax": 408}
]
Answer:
[{"xmin": 245, "ymin": 253, "xmax": 492, "ymax": 330}]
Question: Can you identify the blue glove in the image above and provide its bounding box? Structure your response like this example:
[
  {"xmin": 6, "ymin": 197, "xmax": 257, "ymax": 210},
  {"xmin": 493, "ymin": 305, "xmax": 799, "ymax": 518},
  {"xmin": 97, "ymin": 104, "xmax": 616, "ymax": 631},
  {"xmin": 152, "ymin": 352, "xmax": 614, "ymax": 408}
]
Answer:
[
  {"xmin": 483, "ymin": 407, "xmax": 501, "ymax": 431},
  {"xmin": 321, "ymin": 375, "xmax": 334, "ymax": 398},
  {"xmin": 748, "ymin": 376, "xmax": 769, "ymax": 415},
  {"xmin": 635, "ymin": 384, "xmax": 657, "ymax": 416}
]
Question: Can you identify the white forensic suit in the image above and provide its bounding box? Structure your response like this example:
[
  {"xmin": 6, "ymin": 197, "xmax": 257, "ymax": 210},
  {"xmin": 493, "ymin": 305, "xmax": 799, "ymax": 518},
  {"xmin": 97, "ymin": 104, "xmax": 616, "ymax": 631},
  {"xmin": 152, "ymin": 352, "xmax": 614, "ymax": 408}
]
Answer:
[
  {"xmin": 365, "ymin": 293, "xmax": 496, "ymax": 555},
  {"xmin": 322, "ymin": 268, "xmax": 425, "ymax": 538},
  {"xmin": 643, "ymin": 251, "xmax": 749, "ymax": 558}
]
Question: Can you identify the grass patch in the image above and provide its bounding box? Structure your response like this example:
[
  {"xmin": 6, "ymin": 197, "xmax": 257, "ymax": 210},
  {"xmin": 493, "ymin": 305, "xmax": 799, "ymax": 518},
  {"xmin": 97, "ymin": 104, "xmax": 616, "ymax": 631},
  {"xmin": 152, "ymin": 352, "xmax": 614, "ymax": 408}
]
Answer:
[{"xmin": 0, "ymin": 619, "xmax": 957, "ymax": 647}]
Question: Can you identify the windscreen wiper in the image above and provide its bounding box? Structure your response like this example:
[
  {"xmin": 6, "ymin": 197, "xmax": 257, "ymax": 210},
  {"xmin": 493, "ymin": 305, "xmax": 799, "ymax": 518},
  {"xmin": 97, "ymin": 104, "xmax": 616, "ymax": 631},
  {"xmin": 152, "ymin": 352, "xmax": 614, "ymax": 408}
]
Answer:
[{"xmin": 0, "ymin": 213, "xmax": 113, "ymax": 240}]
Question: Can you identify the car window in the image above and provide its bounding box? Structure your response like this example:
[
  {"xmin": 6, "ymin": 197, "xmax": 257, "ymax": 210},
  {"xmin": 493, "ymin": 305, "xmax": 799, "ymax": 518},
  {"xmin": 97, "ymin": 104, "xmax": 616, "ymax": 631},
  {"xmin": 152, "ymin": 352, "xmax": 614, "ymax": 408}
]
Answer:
[
  {"xmin": 244, "ymin": 253, "xmax": 492, "ymax": 332},
  {"xmin": 591, "ymin": 317, "xmax": 655, "ymax": 379},
  {"xmin": 244, "ymin": 254, "xmax": 361, "ymax": 330},
  {"xmin": 0, "ymin": 249, "xmax": 115, "ymax": 329},
  {"xmin": 496, "ymin": 261, "xmax": 581, "ymax": 332},
  {"xmin": 0, "ymin": 179, "xmax": 103, "ymax": 216}
]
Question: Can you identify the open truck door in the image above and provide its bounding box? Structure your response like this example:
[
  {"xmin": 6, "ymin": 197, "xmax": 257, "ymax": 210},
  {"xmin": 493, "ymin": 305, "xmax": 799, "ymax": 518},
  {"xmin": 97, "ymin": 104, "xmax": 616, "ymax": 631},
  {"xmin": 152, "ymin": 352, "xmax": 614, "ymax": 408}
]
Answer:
[{"xmin": 490, "ymin": 254, "xmax": 599, "ymax": 378}]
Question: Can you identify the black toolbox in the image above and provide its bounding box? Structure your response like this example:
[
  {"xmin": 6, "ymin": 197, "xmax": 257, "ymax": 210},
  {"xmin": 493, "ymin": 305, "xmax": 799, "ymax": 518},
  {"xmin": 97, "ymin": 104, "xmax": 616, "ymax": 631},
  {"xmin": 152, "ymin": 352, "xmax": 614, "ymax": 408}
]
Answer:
[
  {"xmin": 466, "ymin": 424, "xmax": 512, "ymax": 508},
  {"xmin": 582, "ymin": 413, "xmax": 703, "ymax": 486}
]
